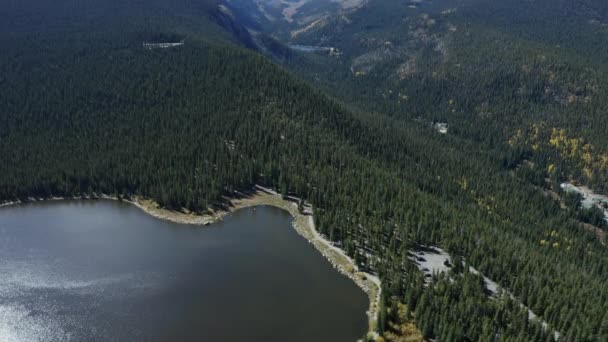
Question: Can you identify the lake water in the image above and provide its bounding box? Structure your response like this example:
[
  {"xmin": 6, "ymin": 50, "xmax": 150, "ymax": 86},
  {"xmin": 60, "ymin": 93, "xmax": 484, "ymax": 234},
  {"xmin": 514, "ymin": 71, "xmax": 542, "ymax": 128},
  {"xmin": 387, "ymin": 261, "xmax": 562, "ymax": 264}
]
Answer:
[{"xmin": 0, "ymin": 200, "xmax": 368, "ymax": 341}]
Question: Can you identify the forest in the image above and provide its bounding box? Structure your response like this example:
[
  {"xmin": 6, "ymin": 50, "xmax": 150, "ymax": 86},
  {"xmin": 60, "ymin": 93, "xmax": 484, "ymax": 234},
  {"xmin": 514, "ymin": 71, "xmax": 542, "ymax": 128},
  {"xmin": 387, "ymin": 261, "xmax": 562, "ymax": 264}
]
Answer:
[{"xmin": 2, "ymin": 0, "xmax": 608, "ymax": 341}]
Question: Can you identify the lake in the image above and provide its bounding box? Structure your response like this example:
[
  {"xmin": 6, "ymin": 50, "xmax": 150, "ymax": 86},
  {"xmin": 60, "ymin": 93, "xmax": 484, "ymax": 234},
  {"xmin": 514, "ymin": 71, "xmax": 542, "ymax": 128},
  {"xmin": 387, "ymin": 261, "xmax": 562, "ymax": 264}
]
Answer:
[{"xmin": 0, "ymin": 200, "xmax": 368, "ymax": 341}]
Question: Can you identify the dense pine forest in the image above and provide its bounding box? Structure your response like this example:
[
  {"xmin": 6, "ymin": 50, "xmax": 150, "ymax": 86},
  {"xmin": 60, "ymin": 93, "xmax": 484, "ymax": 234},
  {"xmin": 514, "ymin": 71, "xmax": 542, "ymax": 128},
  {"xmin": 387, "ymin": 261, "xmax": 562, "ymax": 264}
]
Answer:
[
  {"xmin": 2, "ymin": 0, "xmax": 608, "ymax": 341},
  {"xmin": 279, "ymin": 0, "xmax": 608, "ymax": 194}
]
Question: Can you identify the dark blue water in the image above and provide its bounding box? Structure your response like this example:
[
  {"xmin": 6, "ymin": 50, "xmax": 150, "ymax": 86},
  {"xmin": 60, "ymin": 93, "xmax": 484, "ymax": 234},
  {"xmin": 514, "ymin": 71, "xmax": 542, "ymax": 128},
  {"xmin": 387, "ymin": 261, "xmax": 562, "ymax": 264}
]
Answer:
[{"xmin": 0, "ymin": 200, "xmax": 368, "ymax": 341}]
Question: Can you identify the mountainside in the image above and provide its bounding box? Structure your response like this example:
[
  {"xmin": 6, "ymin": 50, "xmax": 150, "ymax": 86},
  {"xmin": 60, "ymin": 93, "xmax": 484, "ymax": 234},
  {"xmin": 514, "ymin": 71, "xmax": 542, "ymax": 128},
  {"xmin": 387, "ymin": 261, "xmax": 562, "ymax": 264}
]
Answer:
[
  {"xmin": 2, "ymin": 0, "xmax": 608, "ymax": 341},
  {"xmin": 251, "ymin": 0, "xmax": 608, "ymax": 193}
]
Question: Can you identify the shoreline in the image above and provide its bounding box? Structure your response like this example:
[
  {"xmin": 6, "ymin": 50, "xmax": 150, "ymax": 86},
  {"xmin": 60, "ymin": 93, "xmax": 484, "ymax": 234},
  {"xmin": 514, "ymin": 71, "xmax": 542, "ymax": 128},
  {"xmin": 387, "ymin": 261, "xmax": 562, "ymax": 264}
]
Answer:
[{"xmin": 0, "ymin": 186, "xmax": 381, "ymax": 338}]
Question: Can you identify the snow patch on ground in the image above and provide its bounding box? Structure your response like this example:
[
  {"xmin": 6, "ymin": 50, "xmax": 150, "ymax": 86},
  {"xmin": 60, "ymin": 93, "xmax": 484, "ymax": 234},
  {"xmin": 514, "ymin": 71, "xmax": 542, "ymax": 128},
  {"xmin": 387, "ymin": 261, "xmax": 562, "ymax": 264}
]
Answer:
[
  {"xmin": 561, "ymin": 182, "xmax": 608, "ymax": 223},
  {"xmin": 409, "ymin": 246, "xmax": 559, "ymax": 339},
  {"xmin": 142, "ymin": 41, "xmax": 184, "ymax": 49}
]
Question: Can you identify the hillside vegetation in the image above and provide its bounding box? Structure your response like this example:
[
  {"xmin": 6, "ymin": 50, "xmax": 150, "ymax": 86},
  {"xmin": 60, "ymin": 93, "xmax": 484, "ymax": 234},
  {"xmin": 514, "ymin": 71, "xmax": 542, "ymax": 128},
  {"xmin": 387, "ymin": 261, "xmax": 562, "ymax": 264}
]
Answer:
[{"xmin": 2, "ymin": 0, "xmax": 608, "ymax": 341}]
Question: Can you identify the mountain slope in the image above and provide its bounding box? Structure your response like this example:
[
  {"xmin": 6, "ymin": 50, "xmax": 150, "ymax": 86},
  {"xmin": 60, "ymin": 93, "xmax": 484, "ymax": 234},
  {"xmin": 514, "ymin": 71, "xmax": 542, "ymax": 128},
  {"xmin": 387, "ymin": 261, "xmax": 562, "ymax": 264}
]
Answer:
[
  {"xmin": 255, "ymin": 0, "xmax": 608, "ymax": 194},
  {"xmin": 3, "ymin": 1, "xmax": 608, "ymax": 341}
]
